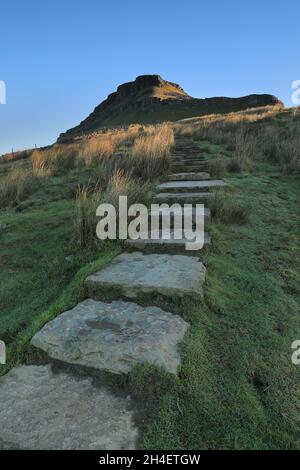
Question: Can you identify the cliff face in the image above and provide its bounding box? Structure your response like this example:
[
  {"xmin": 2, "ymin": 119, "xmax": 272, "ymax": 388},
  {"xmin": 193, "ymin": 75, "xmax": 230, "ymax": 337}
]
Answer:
[{"xmin": 58, "ymin": 75, "xmax": 283, "ymax": 142}]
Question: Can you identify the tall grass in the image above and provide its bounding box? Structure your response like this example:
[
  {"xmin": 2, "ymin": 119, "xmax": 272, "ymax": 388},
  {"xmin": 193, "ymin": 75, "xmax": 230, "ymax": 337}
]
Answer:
[
  {"xmin": 260, "ymin": 124, "xmax": 300, "ymax": 171},
  {"xmin": 81, "ymin": 136, "xmax": 116, "ymax": 166},
  {"xmin": 74, "ymin": 185, "xmax": 102, "ymax": 248},
  {"xmin": 105, "ymin": 169, "xmax": 151, "ymax": 208},
  {"xmin": 175, "ymin": 106, "xmax": 300, "ymax": 173},
  {"xmin": 73, "ymin": 170, "xmax": 152, "ymax": 248},
  {"xmin": 235, "ymin": 129, "xmax": 257, "ymax": 169},
  {"xmin": 129, "ymin": 124, "xmax": 174, "ymax": 180},
  {"xmin": 0, "ymin": 167, "xmax": 40, "ymax": 207},
  {"xmin": 210, "ymin": 190, "xmax": 249, "ymax": 224},
  {"xmin": 31, "ymin": 144, "xmax": 79, "ymax": 174},
  {"xmin": 0, "ymin": 149, "xmax": 33, "ymax": 165}
]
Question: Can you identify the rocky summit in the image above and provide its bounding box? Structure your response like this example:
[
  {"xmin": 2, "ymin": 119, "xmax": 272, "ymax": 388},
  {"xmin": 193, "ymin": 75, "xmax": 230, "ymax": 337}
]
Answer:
[{"xmin": 58, "ymin": 74, "xmax": 282, "ymax": 142}]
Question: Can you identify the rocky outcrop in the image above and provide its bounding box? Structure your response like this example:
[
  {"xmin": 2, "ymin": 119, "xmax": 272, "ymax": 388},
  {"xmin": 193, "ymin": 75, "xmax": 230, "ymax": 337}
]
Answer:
[{"xmin": 57, "ymin": 74, "xmax": 283, "ymax": 142}]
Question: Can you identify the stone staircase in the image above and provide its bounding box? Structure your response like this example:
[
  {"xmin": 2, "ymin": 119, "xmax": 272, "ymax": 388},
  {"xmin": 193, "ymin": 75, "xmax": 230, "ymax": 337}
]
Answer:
[{"xmin": 0, "ymin": 135, "xmax": 226, "ymax": 450}]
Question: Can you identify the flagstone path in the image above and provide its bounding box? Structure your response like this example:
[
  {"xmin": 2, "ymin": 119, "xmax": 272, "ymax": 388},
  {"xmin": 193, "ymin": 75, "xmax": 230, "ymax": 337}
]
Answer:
[{"xmin": 0, "ymin": 135, "xmax": 226, "ymax": 449}]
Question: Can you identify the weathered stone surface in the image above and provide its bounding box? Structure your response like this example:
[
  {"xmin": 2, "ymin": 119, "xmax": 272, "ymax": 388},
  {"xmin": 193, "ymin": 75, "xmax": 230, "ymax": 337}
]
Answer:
[
  {"xmin": 171, "ymin": 160, "xmax": 207, "ymax": 166},
  {"xmin": 86, "ymin": 252, "xmax": 206, "ymax": 300},
  {"xmin": 0, "ymin": 365, "xmax": 138, "ymax": 450},
  {"xmin": 158, "ymin": 180, "xmax": 226, "ymax": 192},
  {"xmin": 166, "ymin": 172, "xmax": 211, "ymax": 181},
  {"xmin": 125, "ymin": 229, "xmax": 211, "ymax": 254},
  {"xmin": 149, "ymin": 205, "xmax": 211, "ymax": 224},
  {"xmin": 154, "ymin": 192, "xmax": 215, "ymax": 204},
  {"xmin": 173, "ymin": 157, "xmax": 203, "ymax": 161},
  {"xmin": 170, "ymin": 164, "xmax": 209, "ymax": 172},
  {"xmin": 31, "ymin": 300, "xmax": 188, "ymax": 375}
]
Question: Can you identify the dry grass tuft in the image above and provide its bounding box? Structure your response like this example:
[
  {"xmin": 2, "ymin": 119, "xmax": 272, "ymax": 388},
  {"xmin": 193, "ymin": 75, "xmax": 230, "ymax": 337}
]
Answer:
[
  {"xmin": 106, "ymin": 169, "xmax": 151, "ymax": 208},
  {"xmin": 0, "ymin": 167, "xmax": 40, "ymax": 207},
  {"xmin": 175, "ymin": 105, "xmax": 300, "ymax": 173},
  {"xmin": 81, "ymin": 137, "xmax": 116, "ymax": 166},
  {"xmin": 129, "ymin": 124, "xmax": 174, "ymax": 180},
  {"xmin": 31, "ymin": 144, "xmax": 79, "ymax": 174},
  {"xmin": 74, "ymin": 185, "xmax": 102, "ymax": 248},
  {"xmin": 73, "ymin": 168, "xmax": 152, "ymax": 248},
  {"xmin": 208, "ymin": 158, "xmax": 227, "ymax": 178},
  {"xmin": 0, "ymin": 149, "xmax": 33, "ymax": 165},
  {"xmin": 210, "ymin": 190, "xmax": 249, "ymax": 224}
]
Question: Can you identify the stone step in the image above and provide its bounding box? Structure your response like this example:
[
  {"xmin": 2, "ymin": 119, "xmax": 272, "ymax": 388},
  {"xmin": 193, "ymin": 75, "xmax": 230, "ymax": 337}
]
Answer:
[
  {"xmin": 166, "ymin": 172, "xmax": 211, "ymax": 181},
  {"xmin": 174, "ymin": 144, "xmax": 196, "ymax": 149},
  {"xmin": 172, "ymin": 151, "xmax": 201, "ymax": 156},
  {"xmin": 158, "ymin": 180, "xmax": 226, "ymax": 193},
  {"xmin": 31, "ymin": 299, "xmax": 188, "ymax": 376},
  {"xmin": 86, "ymin": 252, "xmax": 206, "ymax": 301},
  {"xmin": 149, "ymin": 206, "xmax": 211, "ymax": 225},
  {"xmin": 174, "ymin": 141, "xmax": 195, "ymax": 146},
  {"xmin": 170, "ymin": 166, "xmax": 209, "ymax": 173},
  {"xmin": 172, "ymin": 158, "xmax": 206, "ymax": 164},
  {"xmin": 171, "ymin": 161, "xmax": 208, "ymax": 169},
  {"xmin": 0, "ymin": 364, "xmax": 139, "ymax": 450},
  {"xmin": 154, "ymin": 192, "xmax": 215, "ymax": 204},
  {"xmin": 125, "ymin": 230, "xmax": 211, "ymax": 254}
]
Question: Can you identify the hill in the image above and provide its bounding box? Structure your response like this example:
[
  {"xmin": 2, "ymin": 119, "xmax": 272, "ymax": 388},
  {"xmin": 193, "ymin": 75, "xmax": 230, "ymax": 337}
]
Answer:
[
  {"xmin": 57, "ymin": 74, "xmax": 282, "ymax": 142},
  {"xmin": 1, "ymin": 107, "xmax": 300, "ymax": 449}
]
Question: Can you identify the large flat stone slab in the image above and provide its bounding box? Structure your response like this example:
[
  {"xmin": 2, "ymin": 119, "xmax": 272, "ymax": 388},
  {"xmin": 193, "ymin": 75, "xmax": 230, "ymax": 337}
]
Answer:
[
  {"xmin": 154, "ymin": 192, "xmax": 215, "ymax": 204},
  {"xmin": 86, "ymin": 252, "xmax": 206, "ymax": 300},
  {"xmin": 171, "ymin": 160, "xmax": 207, "ymax": 166},
  {"xmin": 170, "ymin": 164, "xmax": 209, "ymax": 172},
  {"xmin": 0, "ymin": 365, "xmax": 138, "ymax": 450},
  {"xmin": 125, "ymin": 230, "xmax": 211, "ymax": 254},
  {"xmin": 172, "ymin": 157, "xmax": 205, "ymax": 162},
  {"xmin": 158, "ymin": 180, "xmax": 226, "ymax": 192},
  {"xmin": 31, "ymin": 300, "xmax": 188, "ymax": 375},
  {"xmin": 166, "ymin": 172, "xmax": 211, "ymax": 181},
  {"xmin": 149, "ymin": 205, "xmax": 211, "ymax": 225}
]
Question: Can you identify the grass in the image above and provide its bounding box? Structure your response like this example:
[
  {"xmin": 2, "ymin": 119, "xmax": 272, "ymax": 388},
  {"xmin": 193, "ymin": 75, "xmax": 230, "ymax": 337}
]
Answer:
[
  {"xmin": 130, "ymin": 149, "xmax": 300, "ymax": 450},
  {"xmin": 81, "ymin": 136, "xmax": 116, "ymax": 165},
  {"xmin": 0, "ymin": 166, "xmax": 41, "ymax": 207},
  {"xmin": 0, "ymin": 162, "xmax": 122, "ymax": 372},
  {"xmin": 129, "ymin": 124, "xmax": 174, "ymax": 181},
  {"xmin": 175, "ymin": 106, "xmax": 300, "ymax": 173},
  {"xmin": 0, "ymin": 108, "xmax": 300, "ymax": 449},
  {"xmin": 0, "ymin": 124, "xmax": 160, "ymax": 372},
  {"xmin": 31, "ymin": 144, "xmax": 79, "ymax": 174}
]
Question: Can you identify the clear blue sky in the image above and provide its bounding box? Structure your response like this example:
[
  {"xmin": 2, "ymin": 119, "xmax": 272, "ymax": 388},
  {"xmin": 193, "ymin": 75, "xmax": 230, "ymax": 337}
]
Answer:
[{"xmin": 0, "ymin": 0, "xmax": 299, "ymax": 154}]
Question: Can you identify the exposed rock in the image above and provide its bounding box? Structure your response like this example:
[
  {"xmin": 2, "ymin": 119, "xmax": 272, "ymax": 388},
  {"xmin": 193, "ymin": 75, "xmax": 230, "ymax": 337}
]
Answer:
[
  {"xmin": 158, "ymin": 179, "xmax": 227, "ymax": 192},
  {"xmin": 154, "ymin": 192, "xmax": 215, "ymax": 204},
  {"xmin": 57, "ymin": 75, "xmax": 283, "ymax": 142},
  {"xmin": 31, "ymin": 299, "xmax": 188, "ymax": 375},
  {"xmin": 86, "ymin": 252, "xmax": 206, "ymax": 300},
  {"xmin": 125, "ymin": 230, "xmax": 211, "ymax": 254},
  {"xmin": 166, "ymin": 172, "xmax": 211, "ymax": 181},
  {"xmin": 0, "ymin": 365, "xmax": 138, "ymax": 450}
]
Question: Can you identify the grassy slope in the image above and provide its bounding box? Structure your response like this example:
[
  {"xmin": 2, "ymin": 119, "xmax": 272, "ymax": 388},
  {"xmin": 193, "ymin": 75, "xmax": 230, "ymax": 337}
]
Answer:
[
  {"xmin": 87, "ymin": 101, "xmax": 276, "ymax": 129},
  {"xmin": 139, "ymin": 143, "xmax": 300, "ymax": 449},
  {"xmin": 0, "ymin": 160, "xmax": 120, "ymax": 373},
  {"xmin": 1, "ymin": 121, "xmax": 300, "ymax": 449}
]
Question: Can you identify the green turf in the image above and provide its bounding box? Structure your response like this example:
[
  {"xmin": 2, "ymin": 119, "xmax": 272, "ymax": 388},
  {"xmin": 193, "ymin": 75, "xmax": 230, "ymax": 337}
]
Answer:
[
  {"xmin": 131, "ymin": 144, "xmax": 300, "ymax": 449},
  {"xmin": 0, "ymin": 126, "xmax": 299, "ymax": 449},
  {"xmin": 0, "ymin": 161, "xmax": 121, "ymax": 374}
]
